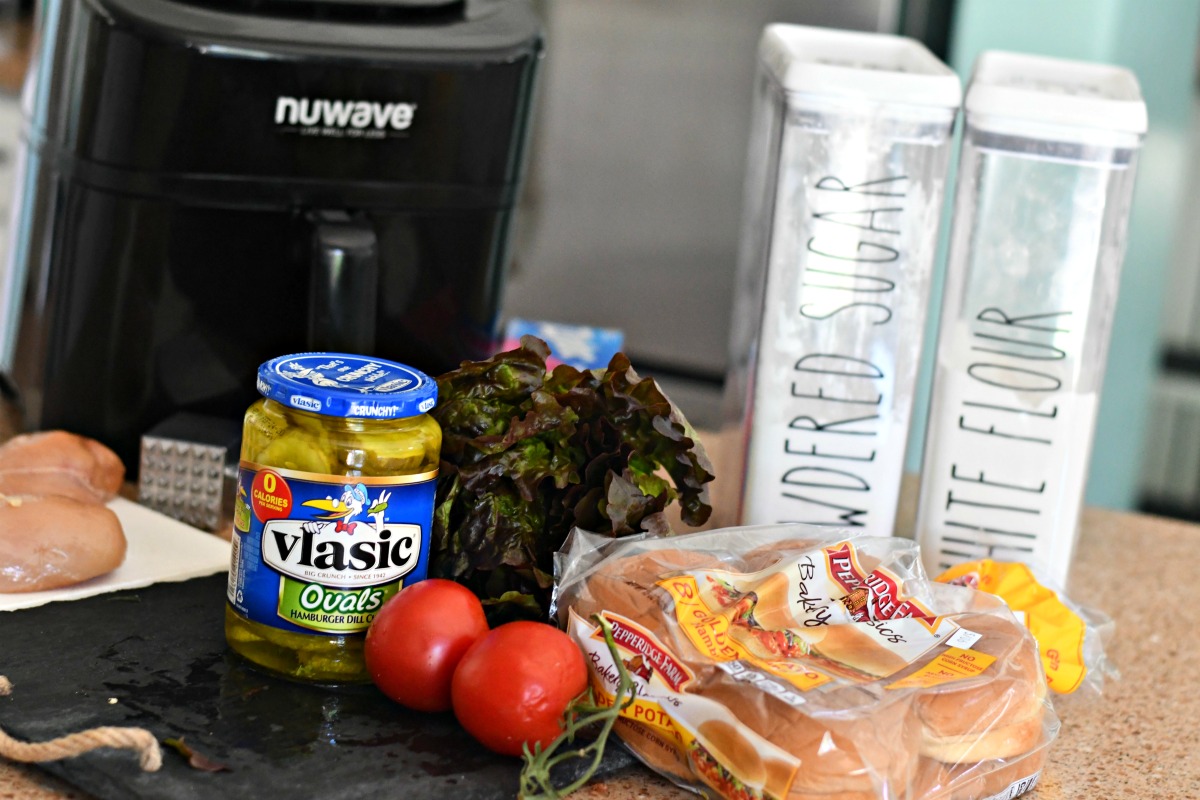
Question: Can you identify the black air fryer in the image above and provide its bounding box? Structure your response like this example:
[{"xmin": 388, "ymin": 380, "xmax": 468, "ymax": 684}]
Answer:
[{"xmin": 0, "ymin": 0, "xmax": 542, "ymax": 469}]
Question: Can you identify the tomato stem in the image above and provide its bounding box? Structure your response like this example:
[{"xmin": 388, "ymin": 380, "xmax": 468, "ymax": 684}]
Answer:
[{"xmin": 517, "ymin": 616, "xmax": 636, "ymax": 799}]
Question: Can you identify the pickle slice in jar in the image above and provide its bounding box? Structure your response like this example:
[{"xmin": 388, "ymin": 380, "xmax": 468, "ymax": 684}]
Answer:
[
  {"xmin": 256, "ymin": 429, "xmax": 335, "ymax": 473},
  {"xmin": 227, "ymin": 612, "xmax": 367, "ymax": 680},
  {"xmin": 295, "ymin": 648, "xmax": 365, "ymax": 680},
  {"xmin": 361, "ymin": 422, "xmax": 439, "ymax": 474},
  {"xmin": 242, "ymin": 401, "xmax": 288, "ymax": 462},
  {"xmin": 363, "ymin": 443, "xmax": 428, "ymax": 474}
]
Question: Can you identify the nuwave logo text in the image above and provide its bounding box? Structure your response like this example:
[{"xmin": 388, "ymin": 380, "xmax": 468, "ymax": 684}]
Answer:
[{"xmin": 274, "ymin": 97, "xmax": 417, "ymax": 133}]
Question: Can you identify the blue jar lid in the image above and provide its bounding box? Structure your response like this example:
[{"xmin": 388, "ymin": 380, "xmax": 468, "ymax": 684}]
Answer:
[{"xmin": 256, "ymin": 353, "xmax": 437, "ymax": 419}]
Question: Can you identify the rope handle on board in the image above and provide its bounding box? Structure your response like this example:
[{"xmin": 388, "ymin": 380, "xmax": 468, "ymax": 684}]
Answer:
[{"xmin": 0, "ymin": 675, "xmax": 161, "ymax": 771}]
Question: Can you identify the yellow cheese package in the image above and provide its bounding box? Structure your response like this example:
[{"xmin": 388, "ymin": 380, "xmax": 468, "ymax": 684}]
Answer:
[
  {"xmin": 554, "ymin": 525, "xmax": 1058, "ymax": 800},
  {"xmin": 936, "ymin": 559, "xmax": 1117, "ymax": 697}
]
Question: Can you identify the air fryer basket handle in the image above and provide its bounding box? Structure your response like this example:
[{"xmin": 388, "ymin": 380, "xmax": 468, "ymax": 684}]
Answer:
[{"xmin": 308, "ymin": 211, "xmax": 379, "ymax": 355}]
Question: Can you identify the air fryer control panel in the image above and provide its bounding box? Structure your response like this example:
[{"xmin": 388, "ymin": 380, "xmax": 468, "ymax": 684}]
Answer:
[{"xmin": 31, "ymin": 0, "xmax": 541, "ymax": 205}]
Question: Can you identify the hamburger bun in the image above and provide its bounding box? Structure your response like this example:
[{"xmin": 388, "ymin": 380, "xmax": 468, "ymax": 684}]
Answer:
[
  {"xmin": 805, "ymin": 623, "xmax": 911, "ymax": 678},
  {"xmin": 913, "ymin": 743, "xmax": 1047, "ymax": 799},
  {"xmin": 690, "ymin": 718, "xmax": 795, "ymax": 800},
  {"xmin": 763, "ymin": 754, "xmax": 800, "ymax": 800},
  {"xmin": 696, "ymin": 669, "xmax": 920, "ymax": 798},
  {"xmin": 695, "ymin": 718, "xmax": 767, "ymax": 784},
  {"xmin": 568, "ymin": 548, "xmax": 729, "ymax": 670},
  {"xmin": 570, "ymin": 548, "xmax": 721, "ymax": 620},
  {"xmin": 562, "ymin": 536, "xmax": 1052, "ymax": 798},
  {"xmin": 901, "ymin": 613, "xmax": 1046, "ymax": 763},
  {"xmin": 742, "ymin": 537, "xmax": 826, "ymax": 571},
  {"xmin": 743, "ymin": 570, "xmax": 798, "ymax": 630}
]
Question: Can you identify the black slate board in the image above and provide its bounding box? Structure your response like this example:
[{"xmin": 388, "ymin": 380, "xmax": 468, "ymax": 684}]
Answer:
[{"xmin": 0, "ymin": 575, "xmax": 635, "ymax": 799}]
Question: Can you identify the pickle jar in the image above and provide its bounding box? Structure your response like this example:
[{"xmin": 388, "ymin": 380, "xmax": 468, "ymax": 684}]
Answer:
[{"xmin": 225, "ymin": 353, "xmax": 441, "ymax": 683}]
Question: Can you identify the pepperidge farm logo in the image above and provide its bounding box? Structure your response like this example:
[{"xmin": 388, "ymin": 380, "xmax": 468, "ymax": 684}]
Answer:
[{"xmin": 274, "ymin": 96, "xmax": 417, "ymax": 139}]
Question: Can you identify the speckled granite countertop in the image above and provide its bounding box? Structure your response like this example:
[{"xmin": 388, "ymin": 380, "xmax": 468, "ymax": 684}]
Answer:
[{"xmin": 4, "ymin": 503, "xmax": 1199, "ymax": 799}]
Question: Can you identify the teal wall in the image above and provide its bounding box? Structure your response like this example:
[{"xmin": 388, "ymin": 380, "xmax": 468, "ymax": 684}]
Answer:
[{"xmin": 904, "ymin": 0, "xmax": 1200, "ymax": 510}]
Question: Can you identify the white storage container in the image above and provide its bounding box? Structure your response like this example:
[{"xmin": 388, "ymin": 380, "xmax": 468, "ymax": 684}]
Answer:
[
  {"xmin": 723, "ymin": 24, "xmax": 960, "ymax": 534},
  {"xmin": 916, "ymin": 51, "xmax": 1146, "ymax": 586}
]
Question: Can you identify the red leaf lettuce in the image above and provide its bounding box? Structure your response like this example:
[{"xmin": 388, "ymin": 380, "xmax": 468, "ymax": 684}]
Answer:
[{"xmin": 429, "ymin": 336, "xmax": 715, "ymax": 620}]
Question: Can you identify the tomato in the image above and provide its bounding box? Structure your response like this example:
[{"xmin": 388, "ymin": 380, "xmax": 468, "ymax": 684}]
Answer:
[
  {"xmin": 451, "ymin": 621, "xmax": 588, "ymax": 757},
  {"xmin": 364, "ymin": 579, "xmax": 489, "ymax": 712}
]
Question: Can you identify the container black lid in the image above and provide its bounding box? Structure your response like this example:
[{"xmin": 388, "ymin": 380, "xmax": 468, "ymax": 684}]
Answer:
[
  {"xmin": 169, "ymin": 0, "xmax": 468, "ymax": 24},
  {"xmin": 97, "ymin": 0, "xmax": 539, "ymax": 54}
]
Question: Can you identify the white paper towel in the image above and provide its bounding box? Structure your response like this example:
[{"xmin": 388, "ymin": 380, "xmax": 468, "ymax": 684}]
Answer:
[{"xmin": 0, "ymin": 497, "xmax": 231, "ymax": 612}]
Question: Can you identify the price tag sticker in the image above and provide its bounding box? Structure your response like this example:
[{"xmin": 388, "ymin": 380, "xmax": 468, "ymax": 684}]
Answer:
[{"xmin": 945, "ymin": 627, "xmax": 983, "ymax": 650}]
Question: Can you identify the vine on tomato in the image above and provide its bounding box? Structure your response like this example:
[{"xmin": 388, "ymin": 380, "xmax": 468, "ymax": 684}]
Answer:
[
  {"xmin": 365, "ymin": 579, "xmax": 489, "ymax": 712},
  {"xmin": 452, "ymin": 621, "xmax": 588, "ymax": 757}
]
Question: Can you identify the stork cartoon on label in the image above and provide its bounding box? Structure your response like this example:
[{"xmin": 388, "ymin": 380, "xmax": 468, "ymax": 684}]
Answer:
[{"xmin": 301, "ymin": 483, "xmax": 391, "ymax": 535}]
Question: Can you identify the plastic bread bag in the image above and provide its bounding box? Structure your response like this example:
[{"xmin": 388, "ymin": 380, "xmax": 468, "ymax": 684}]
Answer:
[
  {"xmin": 554, "ymin": 524, "xmax": 1057, "ymax": 800},
  {"xmin": 935, "ymin": 559, "xmax": 1117, "ymax": 698}
]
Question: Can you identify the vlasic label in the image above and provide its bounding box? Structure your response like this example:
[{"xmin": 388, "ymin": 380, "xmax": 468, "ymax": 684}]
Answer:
[{"xmin": 227, "ymin": 462, "xmax": 436, "ymax": 635}]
